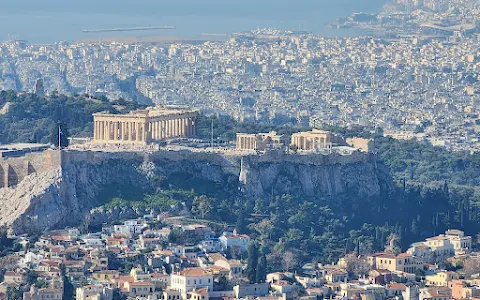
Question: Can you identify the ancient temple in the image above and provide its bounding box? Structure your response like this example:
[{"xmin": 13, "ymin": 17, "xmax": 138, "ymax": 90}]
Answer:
[{"xmin": 92, "ymin": 106, "xmax": 200, "ymax": 145}]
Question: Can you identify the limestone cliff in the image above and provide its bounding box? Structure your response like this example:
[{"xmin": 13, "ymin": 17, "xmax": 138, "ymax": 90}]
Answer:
[{"xmin": 0, "ymin": 150, "xmax": 393, "ymax": 234}]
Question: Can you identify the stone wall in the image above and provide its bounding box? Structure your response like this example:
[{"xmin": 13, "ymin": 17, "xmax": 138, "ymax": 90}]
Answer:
[
  {"xmin": 0, "ymin": 148, "xmax": 373, "ymax": 190},
  {"xmin": 0, "ymin": 150, "xmax": 61, "ymax": 188}
]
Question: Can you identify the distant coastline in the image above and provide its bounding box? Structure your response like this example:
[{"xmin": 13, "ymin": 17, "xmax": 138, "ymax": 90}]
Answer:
[
  {"xmin": 82, "ymin": 26, "xmax": 175, "ymax": 33},
  {"xmin": 0, "ymin": 0, "xmax": 388, "ymax": 43}
]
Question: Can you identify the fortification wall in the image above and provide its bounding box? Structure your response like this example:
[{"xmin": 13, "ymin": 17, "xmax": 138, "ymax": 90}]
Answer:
[
  {"xmin": 0, "ymin": 147, "xmax": 373, "ymax": 190},
  {"xmin": 246, "ymin": 150, "xmax": 373, "ymax": 166},
  {"xmin": 0, "ymin": 150, "xmax": 61, "ymax": 188}
]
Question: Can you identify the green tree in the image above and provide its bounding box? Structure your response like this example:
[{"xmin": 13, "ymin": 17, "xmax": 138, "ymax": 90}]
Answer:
[
  {"xmin": 192, "ymin": 195, "xmax": 214, "ymax": 219},
  {"xmin": 63, "ymin": 276, "xmax": 74, "ymax": 300},
  {"xmin": 235, "ymin": 211, "xmax": 247, "ymax": 234},
  {"xmin": 217, "ymin": 274, "xmax": 229, "ymax": 290},
  {"xmin": 7, "ymin": 286, "xmax": 21, "ymax": 300},
  {"xmin": 246, "ymin": 242, "xmax": 260, "ymax": 283},
  {"xmin": 256, "ymin": 251, "xmax": 267, "ymax": 283}
]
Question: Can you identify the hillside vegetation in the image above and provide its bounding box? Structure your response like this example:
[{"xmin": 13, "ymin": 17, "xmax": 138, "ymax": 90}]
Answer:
[
  {"xmin": 0, "ymin": 91, "xmax": 144, "ymax": 144},
  {"xmin": 2, "ymin": 92, "xmax": 480, "ymax": 267}
]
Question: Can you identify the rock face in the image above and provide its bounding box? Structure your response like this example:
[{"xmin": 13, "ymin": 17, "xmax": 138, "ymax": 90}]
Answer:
[{"xmin": 0, "ymin": 149, "xmax": 393, "ymax": 234}]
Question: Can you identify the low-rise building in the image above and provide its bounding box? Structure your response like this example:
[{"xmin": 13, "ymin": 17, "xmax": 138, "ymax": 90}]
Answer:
[
  {"xmin": 124, "ymin": 281, "xmax": 155, "ymax": 298},
  {"xmin": 76, "ymin": 284, "xmax": 114, "ymax": 300},
  {"xmin": 448, "ymin": 280, "xmax": 480, "ymax": 299},
  {"xmin": 214, "ymin": 259, "xmax": 243, "ymax": 279},
  {"xmin": 420, "ymin": 286, "xmax": 451, "ymax": 300},
  {"xmin": 325, "ymin": 269, "xmax": 348, "ymax": 283},
  {"xmin": 3, "ymin": 271, "xmax": 25, "ymax": 285},
  {"xmin": 219, "ymin": 231, "xmax": 251, "ymax": 252},
  {"xmin": 233, "ymin": 283, "xmax": 270, "ymax": 298},
  {"xmin": 445, "ymin": 230, "xmax": 472, "ymax": 254},
  {"xmin": 425, "ymin": 271, "xmax": 459, "ymax": 287},
  {"xmin": 170, "ymin": 268, "xmax": 214, "ymax": 298},
  {"xmin": 368, "ymin": 252, "xmax": 422, "ymax": 274}
]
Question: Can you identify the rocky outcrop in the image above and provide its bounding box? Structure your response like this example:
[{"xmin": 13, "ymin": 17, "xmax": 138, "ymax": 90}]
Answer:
[{"xmin": 0, "ymin": 149, "xmax": 393, "ymax": 234}]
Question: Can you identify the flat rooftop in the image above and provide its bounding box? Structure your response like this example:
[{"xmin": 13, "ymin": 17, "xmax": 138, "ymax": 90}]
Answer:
[
  {"xmin": 0, "ymin": 143, "xmax": 51, "ymax": 158},
  {"xmin": 0, "ymin": 143, "xmax": 50, "ymax": 151}
]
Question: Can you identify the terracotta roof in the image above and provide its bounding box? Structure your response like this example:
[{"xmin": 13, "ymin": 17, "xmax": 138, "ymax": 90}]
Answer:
[
  {"xmin": 272, "ymin": 279, "xmax": 291, "ymax": 286},
  {"xmin": 50, "ymin": 235, "xmax": 72, "ymax": 242},
  {"xmin": 39, "ymin": 260, "xmax": 61, "ymax": 267},
  {"xmin": 178, "ymin": 268, "xmax": 209, "ymax": 277},
  {"xmin": 154, "ymin": 249, "xmax": 174, "ymax": 256},
  {"xmin": 128, "ymin": 281, "xmax": 154, "ymax": 287},
  {"xmin": 118, "ymin": 276, "xmax": 135, "ymax": 285},
  {"xmin": 63, "ymin": 260, "xmax": 85, "ymax": 266},
  {"xmin": 426, "ymin": 288, "xmax": 451, "ymax": 298},
  {"xmin": 209, "ymin": 265, "xmax": 229, "ymax": 272},
  {"xmin": 208, "ymin": 253, "xmax": 227, "ymax": 262},
  {"xmin": 224, "ymin": 234, "xmax": 250, "ymax": 239},
  {"xmin": 369, "ymin": 252, "xmax": 396, "ymax": 259},
  {"xmin": 386, "ymin": 283, "xmax": 407, "ymax": 290},
  {"xmin": 227, "ymin": 259, "xmax": 242, "ymax": 267},
  {"xmin": 190, "ymin": 287, "xmax": 209, "ymax": 295}
]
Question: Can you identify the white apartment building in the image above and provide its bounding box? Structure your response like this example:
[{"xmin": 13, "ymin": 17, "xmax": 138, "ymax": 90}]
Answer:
[
  {"xmin": 170, "ymin": 268, "xmax": 213, "ymax": 299},
  {"xmin": 408, "ymin": 230, "xmax": 471, "ymax": 261}
]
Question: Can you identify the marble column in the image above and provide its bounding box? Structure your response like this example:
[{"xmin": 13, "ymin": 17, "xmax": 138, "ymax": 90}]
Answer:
[
  {"xmin": 173, "ymin": 119, "xmax": 177, "ymax": 137},
  {"xmin": 113, "ymin": 122, "xmax": 118, "ymax": 141},
  {"xmin": 143, "ymin": 123, "xmax": 148, "ymax": 142},
  {"xmin": 159, "ymin": 121, "xmax": 162, "ymax": 138},
  {"xmin": 152, "ymin": 121, "xmax": 156, "ymax": 140},
  {"xmin": 136, "ymin": 123, "xmax": 141, "ymax": 142},
  {"xmin": 180, "ymin": 118, "xmax": 185, "ymax": 136},
  {"xmin": 130, "ymin": 122, "xmax": 134, "ymax": 141},
  {"xmin": 162, "ymin": 120, "xmax": 166, "ymax": 138},
  {"xmin": 131, "ymin": 122, "xmax": 135, "ymax": 141},
  {"xmin": 96, "ymin": 121, "xmax": 99, "ymax": 140},
  {"xmin": 185, "ymin": 118, "xmax": 190, "ymax": 136},
  {"xmin": 168, "ymin": 119, "xmax": 173, "ymax": 137},
  {"xmin": 192, "ymin": 118, "xmax": 197, "ymax": 135},
  {"xmin": 103, "ymin": 121, "xmax": 107, "ymax": 141}
]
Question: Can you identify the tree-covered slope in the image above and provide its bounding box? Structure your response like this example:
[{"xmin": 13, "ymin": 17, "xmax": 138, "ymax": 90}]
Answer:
[{"xmin": 0, "ymin": 91, "xmax": 145, "ymax": 144}]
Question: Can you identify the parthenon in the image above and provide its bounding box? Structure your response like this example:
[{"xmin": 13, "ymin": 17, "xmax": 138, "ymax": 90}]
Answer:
[{"xmin": 93, "ymin": 106, "xmax": 199, "ymax": 145}]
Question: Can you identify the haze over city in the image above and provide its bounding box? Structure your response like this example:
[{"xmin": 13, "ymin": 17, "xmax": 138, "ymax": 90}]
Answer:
[{"xmin": 3, "ymin": 1, "xmax": 480, "ymax": 300}]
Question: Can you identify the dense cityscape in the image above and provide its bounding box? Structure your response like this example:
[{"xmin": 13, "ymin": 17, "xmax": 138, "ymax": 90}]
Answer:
[
  {"xmin": 3, "ymin": 1, "xmax": 480, "ymax": 151},
  {"xmin": 5, "ymin": 0, "xmax": 480, "ymax": 300}
]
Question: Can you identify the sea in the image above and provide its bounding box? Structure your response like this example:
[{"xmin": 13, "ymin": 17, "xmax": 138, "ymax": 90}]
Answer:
[{"xmin": 0, "ymin": 0, "xmax": 389, "ymax": 44}]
